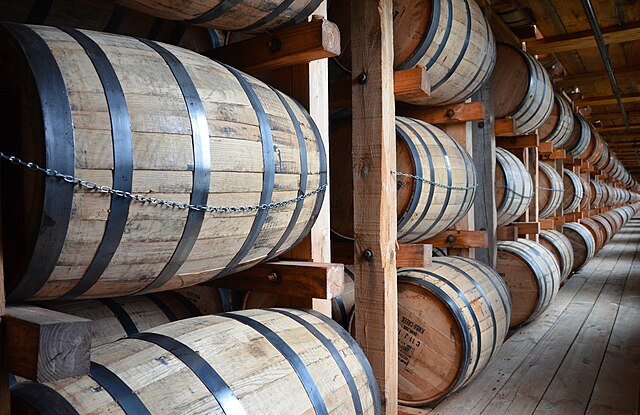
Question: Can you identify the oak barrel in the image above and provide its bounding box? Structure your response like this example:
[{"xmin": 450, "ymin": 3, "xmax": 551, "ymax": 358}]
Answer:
[
  {"xmin": 579, "ymin": 176, "xmax": 592, "ymax": 210},
  {"xmin": 330, "ymin": 0, "xmax": 496, "ymax": 106},
  {"xmin": 579, "ymin": 217, "xmax": 607, "ymax": 253},
  {"xmin": 584, "ymin": 130, "xmax": 606, "ymax": 167},
  {"xmin": 0, "ymin": 0, "xmax": 226, "ymax": 53},
  {"xmin": 43, "ymin": 287, "xmax": 229, "ymax": 348},
  {"xmin": 601, "ymin": 211, "xmax": 623, "ymax": 234},
  {"xmin": 563, "ymin": 169, "xmax": 583, "ymax": 214},
  {"xmin": 496, "ymin": 238, "xmax": 561, "ymax": 328},
  {"xmin": 590, "ymin": 215, "xmax": 614, "ymax": 245},
  {"xmin": 10, "ymin": 309, "xmax": 381, "ymax": 414},
  {"xmin": 495, "ymin": 147, "xmax": 534, "ymax": 226},
  {"xmin": 0, "ymin": 24, "xmax": 326, "ymax": 301},
  {"xmin": 589, "ymin": 180, "xmax": 604, "ymax": 208},
  {"xmin": 593, "ymin": 144, "xmax": 610, "ymax": 170},
  {"xmin": 539, "ymin": 230, "xmax": 574, "ymax": 284},
  {"xmin": 563, "ymin": 113, "xmax": 590, "ymax": 158},
  {"xmin": 490, "ymin": 43, "xmax": 554, "ymax": 134},
  {"xmin": 538, "ymin": 162, "xmax": 564, "ymax": 219},
  {"xmin": 397, "ymin": 256, "xmax": 511, "ymax": 406},
  {"xmin": 117, "ymin": 0, "xmax": 322, "ymax": 32},
  {"xmin": 563, "ymin": 222, "xmax": 596, "ymax": 271},
  {"xmin": 538, "ymin": 93, "xmax": 574, "ymax": 148},
  {"xmin": 330, "ymin": 116, "xmax": 477, "ymax": 242}
]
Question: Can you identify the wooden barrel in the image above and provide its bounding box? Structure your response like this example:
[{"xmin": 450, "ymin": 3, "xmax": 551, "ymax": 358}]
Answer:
[
  {"xmin": 330, "ymin": 0, "xmax": 496, "ymax": 106},
  {"xmin": 584, "ymin": 130, "xmax": 606, "ymax": 167},
  {"xmin": 0, "ymin": 25, "xmax": 326, "ymax": 301},
  {"xmin": 43, "ymin": 287, "xmax": 230, "ymax": 348},
  {"xmin": 433, "ymin": 247, "xmax": 449, "ymax": 257},
  {"xmin": 0, "ymin": 0, "xmax": 226, "ymax": 53},
  {"xmin": 601, "ymin": 211, "xmax": 623, "ymax": 234},
  {"xmin": 580, "ymin": 176, "xmax": 592, "ymax": 210},
  {"xmin": 538, "ymin": 162, "xmax": 564, "ymax": 219},
  {"xmin": 117, "ymin": 0, "xmax": 322, "ymax": 32},
  {"xmin": 496, "ymin": 238, "xmax": 560, "ymax": 328},
  {"xmin": 593, "ymin": 144, "xmax": 610, "ymax": 170},
  {"xmin": 331, "ymin": 116, "xmax": 477, "ymax": 242},
  {"xmin": 10, "ymin": 309, "xmax": 381, "ymax": 414},
  {"xmin": 580, "ymin": 217, "xmax": 608, "ymax": 252},
  {"xmin": 590, "ymin": 215, "xmax": 614, "ymax": 245},
  {"xmin": 538, "ymin": 93, "xmax": 574, "ymax": 148},
  {"xmin": 617, "ymin": 206, "xmax": 633, "ymax": 223},
  {"xmin": 490, "ymin": 43, "xmax": 554, "ymax": 135},
  {"xmin": 331, "ymin": 267, "xmax": 355, "ymax": 330},
  {"xmin": 563, "ymin": 222, "xmax": 596, "ymax": 271},
  {"xmin": 590, "ymin": 180, "xmax": 604, "ymax": 208},
  {"xmin": 397, "ymin": 256, "xmax": 511, "ymax": 406},
  {"xmin": 539, "ymin": 230, "xmax": 574, "ymax": 284},
  {"xmin": 495, "ymin": 147, "xmax": 534, "ymax": 226},
  {"xmin": 563, "ymin": 113, "xmax": 590, "ymax": 158},
  {"xmin": 562, "ymin": 169, "xmax": 583, "ymax": 214}
]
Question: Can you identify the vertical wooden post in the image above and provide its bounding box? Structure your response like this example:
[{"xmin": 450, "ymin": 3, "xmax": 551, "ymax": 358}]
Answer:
[
  {"xmin": 443, "ymin": 119, "xmax": 476, "ymax": 258},
  {"xmin": 553, "ymin": 158, "xmax": 565, "ymax": 231},
  {"xmin": 527, "ymin": 145, "xmax": 540, "ymax": 241},
  {"xmin": 471, "ymin": 84, "xmax": 497, "ymax": 266},
  {"xmin": 352, "ymin": 0, "xmax": 397, "ymax": 412}
]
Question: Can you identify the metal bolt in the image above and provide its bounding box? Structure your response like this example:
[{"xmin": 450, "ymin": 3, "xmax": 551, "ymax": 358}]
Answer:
[
  {"xmin": 445, "ymin": 109, "xmax": 455, "ymax": 118},
  {"xmin": 266, "ymin": 272, "xmax": 279, "ymax": 283},
  {"xmin": 363, "ymin": 249, "xmax": 374, "ymax": 261},
  {"xmin": 446, "ymin": 235, "xmax": 456, "ymax": 243},
  {"xmin": 268, "ymin": 38, "xmax": 282, "ymax": 52},
  {"xmin": 478, "ymin": 121, "xmax": 485, "ymax": 129},
  {"xmin": 357, "ymin": 72, "xmax": 368, "ymax": 85}
]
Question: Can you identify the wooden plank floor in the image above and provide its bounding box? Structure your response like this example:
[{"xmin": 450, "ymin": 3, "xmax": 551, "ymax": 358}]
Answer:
[{"xmin": 425, "ymin": 217, "xmax": 640, "ymax": 415}]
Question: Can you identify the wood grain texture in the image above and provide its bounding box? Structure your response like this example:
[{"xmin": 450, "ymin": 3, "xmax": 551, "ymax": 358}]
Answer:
[
  {"xmin": 350, "ymin": 0, "xmax": 398, "ymax": 412},
  {"xmin": 4, "ymin": 305, "xmax": 91, "ymax": 383},
  {"xmin": 207, "ymin": 18, "xmax": 340, "ymax": 74},
  {"xmin": 398, "ymin": 102, "xmax": 487, "ymax": 125},
  {"xmin": 527, "ymin": 21, "xmax": 640, "ymax": 54}
]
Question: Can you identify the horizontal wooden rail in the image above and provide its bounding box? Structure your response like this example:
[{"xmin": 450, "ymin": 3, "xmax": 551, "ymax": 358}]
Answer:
[
  {"xmin": 331, "ymin": 241, "xmax": 432, "ymax": 268},
  {"xmin": 421, "ymin": 230, "xmax": 489, "ymax": 249},
  {"xmin": 496, "ymin": 134, "xmax": 539, "ymax": 149},
  {"xmin": 397, "ymin": 102, "xmax": 487, "ymax": 124}
]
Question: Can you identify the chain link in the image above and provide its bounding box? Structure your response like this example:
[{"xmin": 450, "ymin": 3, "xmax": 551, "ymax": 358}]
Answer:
[
  {"xmin": 497, "ymin": 185, "xmax": 535, "ymax": 199},
  {"xmin": 0, "ymin": 151, "xmax": 326, "ymax": 213},
  {"xmin": 394, "ymin": 171, "xmax": 479, "ymax": 191},
  {"xmin": 538, "ymin": 186, "xmax": 565, "ymax": 193}
]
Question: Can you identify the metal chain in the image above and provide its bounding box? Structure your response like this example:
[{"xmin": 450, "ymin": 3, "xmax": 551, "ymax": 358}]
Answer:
[
  {"xmin": 497, "ymin": 185, "xmax": 535, "ymax": 199},
  {"xmin": 0, "ymin": 151, "xmax": 326, "ymax": 213},
  {"xmin": 538, "ymin": 186, "xmax": 565, "ymax": 193},
  {"xmin": 394, "ymin": 171, "xmax": 479, "ymax": 191}
]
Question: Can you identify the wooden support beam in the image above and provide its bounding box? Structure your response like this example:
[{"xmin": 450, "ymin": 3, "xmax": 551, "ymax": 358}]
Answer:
[
  {"xmin": 398, "ymin": 405, "xmax": 431, "ymax": 415},
  {"xmin": 481, "ymin": 1, "xmax": 521, "ymax": 48},
  {"xmin": 351, "ymin": 0, "xmax": 397, "ymax": 412},
  {"xmin": 397, "ymin": 102, "xmax": 487, "ymax": 124},
  {"xmin": 549, "ymin": 149, "xmax": 567, "ymax": 159},
  {"xmin": 558, "ymin": 66, "xmax": 640, "ymax": 88},
  {"xmin": 496, "ymin": 225, "xmax": 519, "ymax": 241},
  {"xmin": 209, "ymin": 261, "xmax": 344, "ymax": 299},
  {"xmin": 526, "ymin": 21, "xmax": 640, "ymax": 54},
  {"xmin": 540, "ymin": 218, "xmax": 555, "ymax": 230},
  {"xmin": 206, "ymin": 18, "xmax": 340, "ymax": 74},
  {"xmin": 330, "ymin": 67, "xmax": 431, "ymax": 109},
  {"xmin": 496, "ymin": 134, "xmax": 539, "ymax": 149},
  {"xmin": 4, "ymin": 305, "xmax": 91, "ymax": 383},
  {"xmin": 587, "ymin": 110, "xmax": 640, "ymax": 122},
  {"xmin": 332, "ymin": 241, "xmax": 432, "ymax": 268},
  {"xmin": 421, "ymin": 230, "xmax": 489, "ymax": 248},
  {"xmin": 596, "ymin": 124, "xmax": 640, "ymax": 133},
  {"xmin": 494, "ymin": 117, "xmax": 517, "ymax": 136},
  {"xmin": 576, "ymin": 93, "xmax": 640, "ymax": 108},
  {"xmin": 514, "ymin": 221, "xmax": 541, "ymax": 235},
  {"xmin": 550, "ymin": 216, "xmax": 565, "ymax": 225},
  {"xmin": 539, "ymin": 141, "xmax": 554, "ymax": 155},
  {"xmin": 393, "ymin": 67, "xmax": 431, "ymax": 103}
]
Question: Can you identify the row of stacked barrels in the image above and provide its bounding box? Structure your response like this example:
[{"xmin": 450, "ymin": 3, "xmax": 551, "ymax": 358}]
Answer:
[{"xmin": 0, "ymin": 0, "xmax": 389, "ymax": 414}]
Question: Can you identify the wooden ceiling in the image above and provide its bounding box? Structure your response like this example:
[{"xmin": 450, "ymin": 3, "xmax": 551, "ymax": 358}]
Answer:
[{"xmin": 497, "ymin": 0, "xmax": 640, "ymax": 177}]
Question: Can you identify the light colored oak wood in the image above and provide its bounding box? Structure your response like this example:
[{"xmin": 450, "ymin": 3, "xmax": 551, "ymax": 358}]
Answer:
[
  {"xmin": 350, "ymin": 1, "xmax": 397, "ymax": 412},
  {"xmin": 575, "ymin": 93, "xmax": 640, "ymax": 108},
  {"xmin": 563, "ymin": 222, "xmax": 596, "ymax": 272},
  {"xmin": 422, "ymin": 230, "xmax": 489, "ymax": 249},
  {"xmin": 495, "ymin": 148, "xmax": 534, "ymax": 227},
  {"xmin": 526, "ymin": 21, "xmax": 640, "ymax": 54},
  {"xmin": 539, "ymin": 229, "xmax": 574, "ymax": 284},
  {"xmin": 398, "ymin": 102, "xmax": 487, "ymax": 125}
]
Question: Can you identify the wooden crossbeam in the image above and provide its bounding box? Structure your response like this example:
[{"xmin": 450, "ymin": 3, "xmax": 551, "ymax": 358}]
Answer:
[
  {"xmin": 576, "ymin": 93, "xmax": 640, "ymax": 108},
  {"xmin": 4, "ymin": 306, "xmax": 91, "ymax": 383},
  {"xmin": 596, "ymin": 124, "xmax": 640, "ymax": 133},
  {"xmin": 208, "ymin": 261, "xmax": 345, "ymax": 299},
  {"xmin": 331, "ymin": 241, "xmax": 432, "ymax": 268},
  {"xmin": 496, "ymin": 134, "xmax": 539, "ymax": 149},
  {"xmin": 421, "ymin": 230, "xmax": 489, "ymax": 248},
  {"xmin": 330, "ymin": 67, "xmax": 430, "ymax": 109},
  {"xmin": 494, "ymin": 117, "xmax": 517, "ymax": 136},
  {"xmin": 397, "ymin": 102, "xmax": 487, "ymax": 124},
  {"xmin": 587, "ymin": 111, "xmax": 640, "ymax": 122},
  {"xmin": 526, "ymin": 21, "xmax": 640, "ymax": 54},
  {"xmin": 558, "ymin": 66, "xmax": 640, "ymax": 88},
  {"xmin": 206, "ymin": 18, "xmax": 340, "ymax": 74}
]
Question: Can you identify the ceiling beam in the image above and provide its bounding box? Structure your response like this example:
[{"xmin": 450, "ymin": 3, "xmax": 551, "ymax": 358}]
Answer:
[
  {"xmin": 526, "ymin": 21, "xmax": 640, "ymax": 54},
  {"xmin": 587, "ymin": 111, "xmax": 640, "ymax": 122},
  {"xmin": 557, "ymin": 66, "xmax": 640, "ymax": 88},
  {"xmin": 596, "ymin": 124, "xmax": 640, "ymax": 133},
  {"xmin": 575, "ymin": 93, "xmax": 640, "ymax": 107}
]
